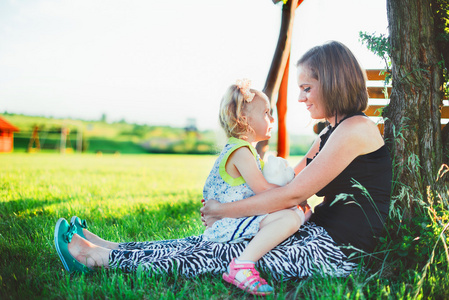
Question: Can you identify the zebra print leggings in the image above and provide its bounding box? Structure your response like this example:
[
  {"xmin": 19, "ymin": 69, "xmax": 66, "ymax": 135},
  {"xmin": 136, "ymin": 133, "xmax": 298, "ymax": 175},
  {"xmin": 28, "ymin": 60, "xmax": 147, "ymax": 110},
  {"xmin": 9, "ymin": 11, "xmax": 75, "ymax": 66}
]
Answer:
[{"xmin": 109, "ymin": 223, "xmax": 357, "ymax": 281}]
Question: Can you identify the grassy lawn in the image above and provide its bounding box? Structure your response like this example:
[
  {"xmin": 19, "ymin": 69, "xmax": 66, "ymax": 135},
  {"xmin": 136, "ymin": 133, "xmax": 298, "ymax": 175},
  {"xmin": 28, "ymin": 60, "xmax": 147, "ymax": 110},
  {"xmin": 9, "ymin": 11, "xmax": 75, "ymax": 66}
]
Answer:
[{"xmin": 1, "ymin": 153, "xmax": 448, "ymax": 299}]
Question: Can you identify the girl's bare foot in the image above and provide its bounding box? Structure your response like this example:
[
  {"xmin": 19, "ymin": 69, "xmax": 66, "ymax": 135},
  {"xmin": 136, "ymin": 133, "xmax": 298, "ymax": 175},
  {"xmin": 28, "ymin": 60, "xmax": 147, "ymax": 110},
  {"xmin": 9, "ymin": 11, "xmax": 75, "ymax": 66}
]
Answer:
[{"xmin": 68, "ymin": 233, "xmax": 111, "ymax": 269}]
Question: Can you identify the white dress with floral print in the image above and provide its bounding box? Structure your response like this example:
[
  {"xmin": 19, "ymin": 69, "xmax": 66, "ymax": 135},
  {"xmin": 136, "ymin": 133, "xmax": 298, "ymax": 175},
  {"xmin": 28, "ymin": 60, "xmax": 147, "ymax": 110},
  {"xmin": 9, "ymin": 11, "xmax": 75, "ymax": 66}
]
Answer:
[{"xmin": 202, "ymin": 137, "xmax": 267, "ymax": 243}]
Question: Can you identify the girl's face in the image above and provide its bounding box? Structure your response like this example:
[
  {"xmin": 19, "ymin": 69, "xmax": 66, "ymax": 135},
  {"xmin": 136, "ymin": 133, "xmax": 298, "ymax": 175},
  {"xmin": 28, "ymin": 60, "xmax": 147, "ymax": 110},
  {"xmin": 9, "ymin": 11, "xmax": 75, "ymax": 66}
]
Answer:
[
  {"xmin": 296, "ymin": 65, "xmax": 326, "ymax": 120},
  {"xmin": 245, "ymin": 94, "xmax": 274, "ymax": 143}
]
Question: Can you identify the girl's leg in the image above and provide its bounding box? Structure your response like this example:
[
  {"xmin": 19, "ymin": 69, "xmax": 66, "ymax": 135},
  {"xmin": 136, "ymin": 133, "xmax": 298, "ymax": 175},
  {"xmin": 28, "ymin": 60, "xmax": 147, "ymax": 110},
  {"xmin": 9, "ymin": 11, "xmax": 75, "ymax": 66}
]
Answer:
[
  {"xmin": 223, "ymin": 209, "xmax": 302, "ymax": 295},
  {"xmin": 238, "ymin": 209, "xmax": 302, "ymax": 261}
]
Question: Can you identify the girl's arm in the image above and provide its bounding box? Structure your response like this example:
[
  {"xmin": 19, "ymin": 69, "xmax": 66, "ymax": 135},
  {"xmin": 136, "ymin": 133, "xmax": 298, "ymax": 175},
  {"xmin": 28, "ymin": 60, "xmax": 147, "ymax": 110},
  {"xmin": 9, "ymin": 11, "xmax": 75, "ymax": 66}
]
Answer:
[
  {"xmin": 227, "ymin": 146, "xmax": 279, "ymax": 194},
  {"xmin": 230, "ymin": 127, "xmax": 325, "ymax": 193},
  {"xmin": 201, "ymin": 116, "xmax": 385, "ymax": 223}
]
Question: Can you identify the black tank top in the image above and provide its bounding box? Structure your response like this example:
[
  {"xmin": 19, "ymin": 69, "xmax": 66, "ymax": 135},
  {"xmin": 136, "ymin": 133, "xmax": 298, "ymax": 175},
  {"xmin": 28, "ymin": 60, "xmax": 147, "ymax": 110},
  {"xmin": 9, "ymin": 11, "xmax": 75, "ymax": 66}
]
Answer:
[{"xmin": 308, "ymin": 112, "xmax": 392, "ymax": 256}]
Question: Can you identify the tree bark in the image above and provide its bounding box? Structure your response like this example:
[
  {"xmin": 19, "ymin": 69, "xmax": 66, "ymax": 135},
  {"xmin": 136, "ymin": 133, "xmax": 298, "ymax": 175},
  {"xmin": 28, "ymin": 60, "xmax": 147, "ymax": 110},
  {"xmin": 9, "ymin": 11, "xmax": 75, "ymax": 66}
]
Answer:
[
  {"xmin": 385, "ymin": 0, "xmax": 447, "ymax": 218},
  {"xmin": 443, "ymin": 123, "xmax": 449, "ymax": 165},
  {"xmin": 256, "ymin": 0, "xmax": 298, "ymax": 158}
]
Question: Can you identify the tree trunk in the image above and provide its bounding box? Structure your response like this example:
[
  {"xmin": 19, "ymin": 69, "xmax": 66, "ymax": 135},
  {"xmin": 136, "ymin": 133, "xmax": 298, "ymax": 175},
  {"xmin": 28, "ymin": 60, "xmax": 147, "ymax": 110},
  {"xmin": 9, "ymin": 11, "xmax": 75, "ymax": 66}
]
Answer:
[
  {"xmin": 443, "ymin": 123, "xmax": 449, "ymax": 165},
  {"xmin": 256, "ymin": 0, "xmax": 299, "ymax": 159},
  {"xmin": 385, "ymin": 0, "xmax": 447, "ymax": 218}
]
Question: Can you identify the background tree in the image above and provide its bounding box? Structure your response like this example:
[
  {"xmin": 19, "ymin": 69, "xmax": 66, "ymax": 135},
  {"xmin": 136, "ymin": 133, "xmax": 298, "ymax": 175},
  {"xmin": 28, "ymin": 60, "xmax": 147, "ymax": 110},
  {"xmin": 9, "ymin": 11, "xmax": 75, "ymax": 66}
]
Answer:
[{"xmin": 385, "ymin": 0, "xmax": 448, "ymax": 218}]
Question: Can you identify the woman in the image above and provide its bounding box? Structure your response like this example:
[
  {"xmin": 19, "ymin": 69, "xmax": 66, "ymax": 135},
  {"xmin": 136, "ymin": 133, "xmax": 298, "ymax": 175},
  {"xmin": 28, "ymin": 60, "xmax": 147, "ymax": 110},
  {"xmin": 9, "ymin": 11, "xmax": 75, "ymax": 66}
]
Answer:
[
  {"xmin": 54, "ymin": 41, "xmax": 391, "ymax": 281},
  {"xmin": 203, "ymin": 40, "xmax": 392, "ymax": 258}
]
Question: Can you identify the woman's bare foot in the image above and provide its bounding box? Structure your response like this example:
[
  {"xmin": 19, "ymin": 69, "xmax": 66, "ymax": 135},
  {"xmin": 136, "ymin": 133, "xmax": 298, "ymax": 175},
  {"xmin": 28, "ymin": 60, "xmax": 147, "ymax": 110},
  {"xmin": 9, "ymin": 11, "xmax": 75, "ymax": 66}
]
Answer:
[
  {"xmin": 68, "ymin": 233, "xmax": 111, "ymax": 269},
  {"xmin": 82, "ymin": 229, "xmax": 120, "ymax": 250}
]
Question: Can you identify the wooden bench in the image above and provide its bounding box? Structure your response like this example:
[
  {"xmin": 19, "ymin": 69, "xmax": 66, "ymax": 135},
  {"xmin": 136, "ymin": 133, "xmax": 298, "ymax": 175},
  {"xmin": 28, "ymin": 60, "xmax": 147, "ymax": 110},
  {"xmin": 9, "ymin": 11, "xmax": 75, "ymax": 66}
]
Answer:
[
  {"xmin": 365, "ymin": 69, "xmax": 449, "ymax": 134},
  {"xmin": 314, "ymin": 69, "xmax": 449, "ymax": 134}
]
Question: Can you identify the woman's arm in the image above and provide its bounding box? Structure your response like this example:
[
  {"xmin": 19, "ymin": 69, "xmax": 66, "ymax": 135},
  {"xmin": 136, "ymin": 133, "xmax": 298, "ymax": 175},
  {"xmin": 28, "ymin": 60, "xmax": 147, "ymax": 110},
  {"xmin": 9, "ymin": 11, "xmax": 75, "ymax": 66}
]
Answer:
[
  {"xmin": 201, "ymin": 116, "xmax": 385, "ymax": 223},
  {"xmin": 293, "ymin": 130, "xmax": 323, "ymax": 175}
]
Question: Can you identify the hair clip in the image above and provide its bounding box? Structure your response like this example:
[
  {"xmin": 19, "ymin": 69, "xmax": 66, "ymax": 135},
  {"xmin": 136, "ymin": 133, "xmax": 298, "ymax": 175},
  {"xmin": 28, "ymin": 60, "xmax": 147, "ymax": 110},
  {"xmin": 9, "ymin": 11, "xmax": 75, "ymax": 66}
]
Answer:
[{"xmin": 236, "ymin": 78, "xmax": 255, "ymax": 103}]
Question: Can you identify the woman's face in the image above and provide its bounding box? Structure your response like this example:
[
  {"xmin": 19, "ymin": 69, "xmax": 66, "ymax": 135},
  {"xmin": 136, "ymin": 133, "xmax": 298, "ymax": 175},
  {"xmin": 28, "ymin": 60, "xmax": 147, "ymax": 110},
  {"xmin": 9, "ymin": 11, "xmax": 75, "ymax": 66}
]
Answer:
[{"xmin": 296, "ymin": 66, "xmax": 326, "ymax": 120}]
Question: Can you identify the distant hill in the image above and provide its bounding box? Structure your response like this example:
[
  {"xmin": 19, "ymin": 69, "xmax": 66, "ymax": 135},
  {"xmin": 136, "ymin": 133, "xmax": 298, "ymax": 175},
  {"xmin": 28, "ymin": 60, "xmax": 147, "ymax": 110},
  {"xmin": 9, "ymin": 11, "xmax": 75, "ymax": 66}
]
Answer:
[
  {"xmin": 2, "ymin": 113, "xmax": 217, "ymax": 154},
  {"xmin": 2, "ymin": 113, "xmax": 315, "ymax": 155}
]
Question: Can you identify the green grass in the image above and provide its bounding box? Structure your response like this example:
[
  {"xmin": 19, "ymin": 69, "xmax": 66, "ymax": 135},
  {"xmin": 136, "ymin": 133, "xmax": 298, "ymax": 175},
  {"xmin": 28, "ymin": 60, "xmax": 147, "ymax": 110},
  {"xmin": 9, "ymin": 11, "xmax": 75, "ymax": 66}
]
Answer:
[{"xmin": 1, "ymin": 153, "xmax": 448, "ymax": 299}]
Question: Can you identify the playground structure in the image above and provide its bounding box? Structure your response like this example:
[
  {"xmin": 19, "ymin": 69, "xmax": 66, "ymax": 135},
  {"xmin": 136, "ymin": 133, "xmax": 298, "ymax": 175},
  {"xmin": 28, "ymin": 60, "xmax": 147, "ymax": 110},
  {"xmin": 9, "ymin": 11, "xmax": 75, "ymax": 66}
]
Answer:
[
  {"xmin": 256, "ymin": 0, "xmax": 306, "ymax": 158},
  {"xmin": 26, "ymin": 123, "xmax": 83, "ymax": 154},
  {"xmin": 0, "ymin": 116, "xmax": 20, "ymax": 153}
]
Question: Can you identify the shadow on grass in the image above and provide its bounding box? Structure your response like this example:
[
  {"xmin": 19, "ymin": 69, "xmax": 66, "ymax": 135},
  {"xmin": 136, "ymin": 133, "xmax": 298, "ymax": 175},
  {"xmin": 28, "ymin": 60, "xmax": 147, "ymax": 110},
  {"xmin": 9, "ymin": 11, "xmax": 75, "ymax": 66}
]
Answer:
[
  {"xmin": 80, "ymin": 198, "xmax": 204, "ymax": 242},
  {"xmin": 0, "ymin": 197, "xmax": 205, "ymax": 299},
  {"xmin": 1, "ymin": 197, "xmax": 65, "ymax": 216}
]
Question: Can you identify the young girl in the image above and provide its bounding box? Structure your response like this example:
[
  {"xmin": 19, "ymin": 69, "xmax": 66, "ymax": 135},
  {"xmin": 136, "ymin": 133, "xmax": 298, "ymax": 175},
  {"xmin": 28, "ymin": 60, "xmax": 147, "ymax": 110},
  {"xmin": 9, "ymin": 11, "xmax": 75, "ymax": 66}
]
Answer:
[{"xmin": 202, "ymin": 79, "xmax": 309, "ymax": 296}]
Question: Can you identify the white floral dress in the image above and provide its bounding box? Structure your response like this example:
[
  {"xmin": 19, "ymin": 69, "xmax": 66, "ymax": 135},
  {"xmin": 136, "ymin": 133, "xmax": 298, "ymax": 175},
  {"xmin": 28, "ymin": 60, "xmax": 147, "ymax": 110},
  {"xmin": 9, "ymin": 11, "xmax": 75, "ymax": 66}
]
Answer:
[{"xmin": 202, "ymin": 137, "xmax": 268, "ymax": 243}]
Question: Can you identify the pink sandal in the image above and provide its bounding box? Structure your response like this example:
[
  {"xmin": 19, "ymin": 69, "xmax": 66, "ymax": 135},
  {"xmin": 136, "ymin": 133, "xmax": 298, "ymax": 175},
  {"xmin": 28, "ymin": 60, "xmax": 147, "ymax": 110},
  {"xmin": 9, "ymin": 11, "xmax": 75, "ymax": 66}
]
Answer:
[{"xmin": 223, "ymin": 258, "xmax": 273, "ymax": 296}]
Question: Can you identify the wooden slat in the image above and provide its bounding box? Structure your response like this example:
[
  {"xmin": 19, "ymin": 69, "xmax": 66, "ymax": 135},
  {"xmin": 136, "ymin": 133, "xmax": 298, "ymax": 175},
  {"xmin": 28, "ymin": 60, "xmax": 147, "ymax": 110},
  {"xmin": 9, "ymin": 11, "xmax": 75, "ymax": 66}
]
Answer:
[
  {"xmin": 366, "ymin": 69, "xmax": 389, "ymax": 80},
  {"xmin": 442, "ymin": 106, "xmax": 449, "ymax": 119},
  {"xmin": 367, "ymin": 86, "xmax": 392, "ymax": 99},
  {"xmin": 377, "ymin": 124, "xmax": 385, "ymax": 135},
  {"xmin": 365, "ymin": 105, "xmax": 384, "ymax": 117}
]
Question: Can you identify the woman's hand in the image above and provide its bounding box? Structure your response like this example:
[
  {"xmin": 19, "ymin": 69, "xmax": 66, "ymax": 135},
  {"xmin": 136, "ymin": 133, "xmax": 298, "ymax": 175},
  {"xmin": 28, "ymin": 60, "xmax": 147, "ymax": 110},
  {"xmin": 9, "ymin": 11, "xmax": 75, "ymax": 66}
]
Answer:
[{"xmin": 200, "ymin": 199, "xmax": 223, "ymax": 227}]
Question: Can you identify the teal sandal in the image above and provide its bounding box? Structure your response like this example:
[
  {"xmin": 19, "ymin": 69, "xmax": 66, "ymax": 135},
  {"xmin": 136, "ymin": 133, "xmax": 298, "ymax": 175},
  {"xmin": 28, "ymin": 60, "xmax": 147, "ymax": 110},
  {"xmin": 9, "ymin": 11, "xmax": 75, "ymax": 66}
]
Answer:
[
  {"xmin": 54, "ymin": 218, "xmax": 90, "ymax": 273},
  {"xmin": 70, "ymin": 216, "xmax": 88, "ymax": 239}
]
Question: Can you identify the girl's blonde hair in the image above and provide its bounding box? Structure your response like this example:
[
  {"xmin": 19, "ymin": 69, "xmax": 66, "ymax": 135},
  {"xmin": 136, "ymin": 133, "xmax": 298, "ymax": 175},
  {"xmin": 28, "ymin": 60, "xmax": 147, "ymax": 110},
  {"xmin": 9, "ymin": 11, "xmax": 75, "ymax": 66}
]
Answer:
[
  {"xmin": 219, "ymin": 85, "xmax": 259, "ymax": 138},
  {"xmin": 296, "ymin": 41, "xmax": 368, "ymax": 118}
]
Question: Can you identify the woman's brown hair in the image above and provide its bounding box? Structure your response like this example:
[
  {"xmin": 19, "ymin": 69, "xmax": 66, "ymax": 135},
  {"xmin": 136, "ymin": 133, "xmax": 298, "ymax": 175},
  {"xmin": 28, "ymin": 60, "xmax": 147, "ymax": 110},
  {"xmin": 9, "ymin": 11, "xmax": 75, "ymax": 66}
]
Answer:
[{"xmin": 296, "ymin": 41, "xmax": 368, "ymax": 118}]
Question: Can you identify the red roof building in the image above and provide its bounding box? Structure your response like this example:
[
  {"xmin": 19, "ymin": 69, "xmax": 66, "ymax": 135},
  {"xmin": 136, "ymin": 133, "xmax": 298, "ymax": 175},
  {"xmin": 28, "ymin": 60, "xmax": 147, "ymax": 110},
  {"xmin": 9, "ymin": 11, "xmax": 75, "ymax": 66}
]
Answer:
[{"xmin": 0, "ymin": 116, "xmax": 20, "ymax": 152}]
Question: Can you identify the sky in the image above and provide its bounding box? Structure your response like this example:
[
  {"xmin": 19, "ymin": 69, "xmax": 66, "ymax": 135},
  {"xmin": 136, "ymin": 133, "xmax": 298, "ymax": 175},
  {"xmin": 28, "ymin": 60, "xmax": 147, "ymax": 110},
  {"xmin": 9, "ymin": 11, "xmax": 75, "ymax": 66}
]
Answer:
[{"xmin": 0, "ymin": 0, "xmax": 389, "ymax": 136}]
